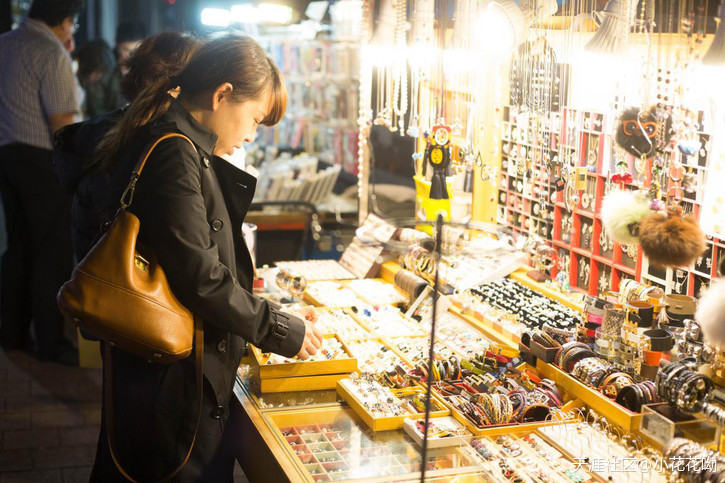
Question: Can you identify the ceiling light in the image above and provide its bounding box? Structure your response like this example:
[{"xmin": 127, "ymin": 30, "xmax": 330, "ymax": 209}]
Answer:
[
  {"xmin": 231, "ymin": 4, "xmax": 260, "ymax": 24},
  {"xmin": 474, "ymin": 0, "xmax": 558, "ymax": 54},
  {"xmin": 201, "ymin": 8, "xmax": 231, "ymax": 27},
  {"xmin": 585, "ymin": 0, "xmax": 638, "ymax": 53},
  {"xmin": 258, "ymin": 3, "xmax": 294, "ymax": 24}
]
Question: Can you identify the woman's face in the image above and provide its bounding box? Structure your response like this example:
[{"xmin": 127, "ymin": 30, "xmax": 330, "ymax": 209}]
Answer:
[{"xmin": 208, "ymin": 83, "xmax": 271, "ymax": 157}]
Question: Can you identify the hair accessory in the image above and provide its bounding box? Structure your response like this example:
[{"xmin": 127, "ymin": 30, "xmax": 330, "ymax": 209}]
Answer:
[
  {"xmin": 601, "ymin": 190, "xmax": 653, "ymax": 244},
  {"xmin": 638, "ymin": 212, "xmax": 706, "ymax": 268}
]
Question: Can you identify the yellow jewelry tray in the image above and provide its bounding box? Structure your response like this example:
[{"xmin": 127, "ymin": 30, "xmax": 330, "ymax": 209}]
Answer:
[
  {"xmin": 249, "ymin": 335, "xmax": 358, "ymax": 393},
  {"xmin": 449, "ymin": 298, "xmax": 525, "ymax": 347},
  {"xmin": 446, "ymin": 393, "xmax": 582, "ymax": 437},
  {"xmin": 255, "ymin": 373, "xmax": 350, "ymax": 394},
  {"xmin": 303, "ymin": 279, "xmax": 406, "ymax": 308},
  {"xmin": 535, "ymin": 359, "xmax": 642, "ymax": 431},
  {"xmin": 432, "ymin": 363, "xmax": 582, "ymax": 437},
  {"xmin": 336, "ymin": 379, "xmax": 450, "ymax": 432}
]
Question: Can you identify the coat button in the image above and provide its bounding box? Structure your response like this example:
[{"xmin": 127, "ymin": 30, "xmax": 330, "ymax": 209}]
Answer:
[
  {"xmin": 210, "ymin": 406, "xmax": 225, "ymax": 419},
  {"xmin": 202, "ymin": 156, "xmax": 210, "ymax": 168},
  {"xmin": 217, "ymin": 339, "xmax": 228, "ymax": 353},
  {"xmin": 211, "ymin": 219, "xmax": 223, "ymax": 231}
]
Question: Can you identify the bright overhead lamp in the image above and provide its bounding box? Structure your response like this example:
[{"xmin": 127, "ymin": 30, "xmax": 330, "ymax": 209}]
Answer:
[
  {"xmin": 585, "ymin": 0, "xmax": 638, "ymax": 53},
  {"xmin": 231, "ymin": 4, "xmax": 260, "ymax": 24},
  {"xmin": 201, "ymin": 8, "xmax": 231, "ymax": 27},
  {"xmin": 703, "ymin": 1, "xmax": 725, "ymax": 65},
  {"xmin": 474, "ymin": 0, "xmax": 558, "ymax": 53},
  {"xmin": 258, "ymin": 3, "xmax": 295, "ymax": 24}
]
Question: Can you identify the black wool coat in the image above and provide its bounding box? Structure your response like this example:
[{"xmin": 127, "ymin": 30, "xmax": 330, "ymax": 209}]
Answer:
[{"xmin": 89, "ymin": 99, "xmax": 306, "ymax": 482}]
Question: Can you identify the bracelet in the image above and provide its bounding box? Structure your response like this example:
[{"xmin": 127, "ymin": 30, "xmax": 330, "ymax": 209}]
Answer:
[
  {"xmin": 641, "ymin": 329, "xmax": 674, "ymax": 352},
  {"xmin": 563, "ymin": 347, "xmax": 598, "ymax": 373},
  {"xmin": 555, "ymin": 341, "xmax": 590, "ymax": 368},
  {"xmin": 676, "ymin": 371, "xmax": 713, "ymax": 413},
  {"xmin": 520, "ymin": 403, "xmax": 550, "ymax": 422},
  {"xmin": 542, "ymin": 323, "xmax": 575, "ymax": 339},
  {"xmin": 599, "ymin": 371, "xmax": 634, "ymax": 398}
]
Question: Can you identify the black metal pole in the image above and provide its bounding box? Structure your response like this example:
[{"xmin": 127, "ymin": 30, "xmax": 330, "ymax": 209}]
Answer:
[{"xmin": 420, "ymin": 214, "xmax": 443, "ymax": 482}]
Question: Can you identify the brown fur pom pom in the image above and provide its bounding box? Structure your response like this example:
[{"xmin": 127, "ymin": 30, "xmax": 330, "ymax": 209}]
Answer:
[{"xmin": 639, "ymin": 214, "xmax": 706, "ymax": 268}]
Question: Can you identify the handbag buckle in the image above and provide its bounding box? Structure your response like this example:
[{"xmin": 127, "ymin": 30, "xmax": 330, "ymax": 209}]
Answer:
[{"xmin": 134, "ymin": 253, "xmax": 150, "ymax": 272}]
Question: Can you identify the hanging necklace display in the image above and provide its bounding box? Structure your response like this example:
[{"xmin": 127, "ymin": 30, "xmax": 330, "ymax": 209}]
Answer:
[
  {"xmin": 391, "ymin": 0, "xmax": 407, "ymax": 135},
  {"xmin": 508, "ymin": 38, "xmax": 562, "ymax": 114}
]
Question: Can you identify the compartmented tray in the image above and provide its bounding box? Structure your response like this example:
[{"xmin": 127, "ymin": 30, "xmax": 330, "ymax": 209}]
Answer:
[
  {"xmin": 347, "ymin": 305, "xmax": 428, "ymax": 338},
  {"xmin": 535, "ymin": 359, "xmax": 642, "ymax": 431},
  {"xmin": 312, "ymin": 307, "xmax": 371, "ymax": 340},
  {"xmin": 303, "ymin": 281, "xmax": 367, "ymax": 308},
  {"xmin": 345, "ymin": 278, "xmax": 409, "ymax": 306},
  {"xmin": 249, "ymin": 335, "xmax": 357, "ymax": 393},
  {"xmin": 403, "ymin": 416, "xmax": 473, "ymax": 449},
  {"xmin": 250, "ymin": 335, "xmax": 358, "ymax": 379},
  {"xmin": 448, "ymin": 301, "xmax": 524, "ymax": 348},
  {"xmin": 336, "ymin": 378, "xmax": 449, "ymax": 431},
  {"xmin": 429, "ymin": 364, "xmax": 582, "ymax": 437},
  {"xmin": 445, "ymin": 393, "xmax": 581, "ymax": 437},
  {"xmin": 266, "ymin": 406, "xmax": 482, "ymax": 482},
  {"xmin": 257, "ymin": 374, "xmax": 351, "ymax": 394}
]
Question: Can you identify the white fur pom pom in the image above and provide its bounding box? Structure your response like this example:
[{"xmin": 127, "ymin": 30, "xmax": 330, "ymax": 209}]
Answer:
[
  {"xmin": 697, "ymin": 277, "xmax": 725, "ymax": 347},
  {"xmin": 601, "ymin": 190, "xmax": 652, "ymax": 244}
]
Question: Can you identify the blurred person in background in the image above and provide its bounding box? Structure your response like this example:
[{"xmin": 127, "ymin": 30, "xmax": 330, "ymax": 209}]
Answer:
[
  {"xmin": 0, "ymin": 0, "xmax": 84, "ymax": 365},
  {"xmin": 74, "ymin": 39, "xmax": 125, "ymax": 117},
  {"xmin": 54, "ymin": 32, "xmax": 201, "ymax": 262},
  {"xmin": 114, "ymin": 20, "xmax": 146, "ymax": 76}
]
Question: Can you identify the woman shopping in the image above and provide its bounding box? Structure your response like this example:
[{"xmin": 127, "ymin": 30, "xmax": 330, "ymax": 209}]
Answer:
[{"xmin": 89, "ymin": 35, "xmax": 323, "ymax": 481}]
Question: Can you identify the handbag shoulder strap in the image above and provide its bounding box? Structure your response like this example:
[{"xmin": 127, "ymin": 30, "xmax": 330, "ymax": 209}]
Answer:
[
  {"xmin": 104, "ymin": 320, "xmax": 204, "ymax": 483},
  {"xmin": 120, "ymin": 132, "xmax": 196, "ymax": 210}
]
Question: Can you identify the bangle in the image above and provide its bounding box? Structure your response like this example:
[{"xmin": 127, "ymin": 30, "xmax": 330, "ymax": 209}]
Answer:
[
  {"xmin": 600, "ymin": 371, "xmax": 634, "ymax": 398},
  {"xmin": 556, "ymin": 341, "xmax": 590, "ymax": 367},
  {"xmin": 676, "ymin": 371, "xmax": 713, "ymax": 413},
  {"xmin": 615, "ymin": 383, "xmax": 642, "ymax": 411},
  {"xmin": 520, "ymin": 403, "xmax": 550, "ymax": 422},
  {"xmin": 563, "ymin": 347, "xmax": 598, "ymax": 373},
  {"xmin": 641, "ymin": 329, "xmax": 674, "ymax": 352}
]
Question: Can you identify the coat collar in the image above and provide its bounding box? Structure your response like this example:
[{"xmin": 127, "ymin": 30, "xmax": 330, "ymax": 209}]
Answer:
[
  {"xmin": 211, "ymin": 157, "xmax": 257, "ymax": 226},
  {"xmin": 160, "ymin": 98, "xmax": 218, "ymax": 158}
]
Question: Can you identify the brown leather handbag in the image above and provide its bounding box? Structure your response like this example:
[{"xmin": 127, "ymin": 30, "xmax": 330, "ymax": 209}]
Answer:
[{"xmin": 57, "ymin": 133, "xmax": 196, "ymax": 363}]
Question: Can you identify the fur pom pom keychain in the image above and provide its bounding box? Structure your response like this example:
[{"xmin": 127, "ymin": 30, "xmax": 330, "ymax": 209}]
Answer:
[
  {"xmin": 697, "ymin": 277, "xmax": 725, "ymax": 347},
  {"xmin": 601, "ymin": 190, "xmax": 653, "ymax": 244},
  {"xmin": 639, "ymin": 205, "xmax": 706, "ymax": 268}
]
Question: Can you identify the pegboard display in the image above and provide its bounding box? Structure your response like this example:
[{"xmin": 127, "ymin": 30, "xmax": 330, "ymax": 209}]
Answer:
[{"xmin": 497, "ymin": 104, "xmax": 722, "ymax": 298}]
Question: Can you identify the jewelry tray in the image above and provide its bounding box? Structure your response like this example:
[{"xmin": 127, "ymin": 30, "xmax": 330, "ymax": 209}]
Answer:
[
  {"xmin": 249, "ymin": 335, "xmax": 358, "ymax": 393},
  {"xmin": 403, "ymin": 416, "xmax": 473, "ymax": 449},
  {"xmin": 336, "ymin": 379, "xmax": 449, "ymax": 431}
]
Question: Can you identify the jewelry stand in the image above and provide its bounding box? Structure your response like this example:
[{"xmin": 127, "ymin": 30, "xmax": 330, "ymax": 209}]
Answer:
[{"xmin": 420, "ymin": 214, "xmax": 443, "ymax": 482}]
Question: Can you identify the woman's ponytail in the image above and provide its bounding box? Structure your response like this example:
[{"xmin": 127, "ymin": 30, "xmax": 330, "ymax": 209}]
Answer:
[{"xmin": 96, "ymin": 77, "xmax": 175, "ymax": 171}]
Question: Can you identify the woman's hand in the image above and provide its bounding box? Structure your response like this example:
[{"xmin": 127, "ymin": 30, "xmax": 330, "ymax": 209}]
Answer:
[
  {"xmin": 296, "ymin": 319, "xmax": 323, "ymax": 360},
  {"xmin": 291, "ymin": 306, "xmax": 318, "ymax": 323}
]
